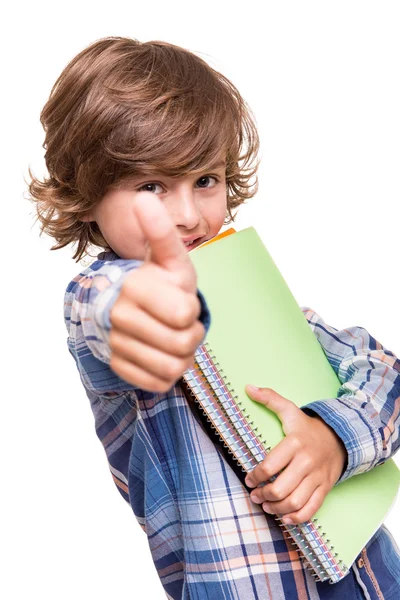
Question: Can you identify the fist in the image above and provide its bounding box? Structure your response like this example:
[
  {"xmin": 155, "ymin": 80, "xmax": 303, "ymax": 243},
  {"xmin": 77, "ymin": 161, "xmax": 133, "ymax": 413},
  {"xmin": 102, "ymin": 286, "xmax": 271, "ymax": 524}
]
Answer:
[{"xmin": 109, "ymin": 193, "xmax": 206, "ymax": 392}]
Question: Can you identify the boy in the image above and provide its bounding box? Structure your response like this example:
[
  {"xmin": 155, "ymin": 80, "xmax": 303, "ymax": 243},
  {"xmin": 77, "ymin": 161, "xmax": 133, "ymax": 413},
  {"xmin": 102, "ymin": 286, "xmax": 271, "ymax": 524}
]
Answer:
[{"xmin": 29, "ymin": 37, "xmax": 400, "ymax": 599}]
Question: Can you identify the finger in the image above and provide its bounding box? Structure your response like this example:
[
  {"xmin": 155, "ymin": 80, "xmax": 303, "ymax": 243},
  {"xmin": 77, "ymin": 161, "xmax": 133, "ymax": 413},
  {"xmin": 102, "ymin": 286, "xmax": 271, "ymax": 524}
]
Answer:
[
  {"xmin": 110, "ymin": 315, "xmax": 205, "ymax": 360},
  {"xmin": 110, "ymin": 336, "xmax": 195, "ymax": 389},
  {"xmin": 116, "ymin": 267, "xmax": 202, "ymax": 329},
  {"xmin": 259, "ymin": 476, "xmax": 317, "ymax": 517},
  {"xmin": 244, "ymin": 386, "xmax": 300, "ymax": 432},
  {"xmin": 251, "ymin": 455, "xmax": 311, "ymax": 503},
  {"xmin": 133, "ymin": 192, "xmax": 196, "ymax": 293},
  {"xmin": 245, "ymin": 436, "xmax": 298, "ymax": 488},
  {"xmin": 279, "ymin": 485, "xmax": 326, "ymax": 525},
  {"xmin": 110, "ymin": 353, "xmax": 181, "ymax": 393}
]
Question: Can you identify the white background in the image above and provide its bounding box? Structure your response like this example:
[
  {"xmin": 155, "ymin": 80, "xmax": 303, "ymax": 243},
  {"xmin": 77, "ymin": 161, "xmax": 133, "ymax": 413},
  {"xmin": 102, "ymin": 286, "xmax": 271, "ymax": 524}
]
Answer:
[{"xmin": 2, "ymin": 1, "xmax": 399, "ymax": 598}]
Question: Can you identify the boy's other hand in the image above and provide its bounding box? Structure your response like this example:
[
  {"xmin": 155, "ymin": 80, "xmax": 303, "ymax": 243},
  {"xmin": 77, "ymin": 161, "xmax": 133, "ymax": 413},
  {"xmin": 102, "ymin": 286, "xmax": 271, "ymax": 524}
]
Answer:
[
  {"xmin": 109, "ymin": 193, "xmax": 205, "ymax": 393},
  {"xmin": 243, "ymin": 386, "xmax": 347, "ymax": 524}
]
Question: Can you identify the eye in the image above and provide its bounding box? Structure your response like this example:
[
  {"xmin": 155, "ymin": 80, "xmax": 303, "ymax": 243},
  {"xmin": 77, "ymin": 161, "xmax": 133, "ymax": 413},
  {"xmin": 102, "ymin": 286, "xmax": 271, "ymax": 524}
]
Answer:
[
  {"xmin": 136, "ymin": 174, "xmax": 220, "ymax": 194},
  {"xmin": 137, "ymin": 182, "xmax": 164, "ymax": 194},
  {"xmin": 196, "ymin": 175, "xmax": 219, "ymax": 188}
]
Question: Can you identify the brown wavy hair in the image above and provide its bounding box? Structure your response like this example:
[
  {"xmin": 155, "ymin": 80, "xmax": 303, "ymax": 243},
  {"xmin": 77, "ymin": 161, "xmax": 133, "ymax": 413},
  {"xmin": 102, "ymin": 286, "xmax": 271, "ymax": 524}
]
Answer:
[{"xmin": 27, "ymin": 36, "xmax": 261, "ymax": 262}]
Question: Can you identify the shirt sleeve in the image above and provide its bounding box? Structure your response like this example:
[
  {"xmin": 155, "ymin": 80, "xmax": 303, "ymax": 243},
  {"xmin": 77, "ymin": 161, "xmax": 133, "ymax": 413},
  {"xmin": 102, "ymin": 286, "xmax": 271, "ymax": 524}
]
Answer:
[
  {"xmin": 65, "ymin": 258, "xmax": 211, "ymax": 368},
  {"xmin": 300, "ymin": 307, "xmax": 400, "ymax": 483}
]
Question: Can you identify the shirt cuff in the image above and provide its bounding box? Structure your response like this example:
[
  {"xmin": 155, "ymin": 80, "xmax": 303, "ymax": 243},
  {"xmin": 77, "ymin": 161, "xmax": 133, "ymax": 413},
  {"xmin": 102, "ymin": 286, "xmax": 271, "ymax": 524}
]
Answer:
[
  {"xmin": 197, "ymin": 288, "xmax": 211, "ymax": 333},
  {"xmin": 301, "ymin": 397, "xmax": 383, "ymax": 484}
]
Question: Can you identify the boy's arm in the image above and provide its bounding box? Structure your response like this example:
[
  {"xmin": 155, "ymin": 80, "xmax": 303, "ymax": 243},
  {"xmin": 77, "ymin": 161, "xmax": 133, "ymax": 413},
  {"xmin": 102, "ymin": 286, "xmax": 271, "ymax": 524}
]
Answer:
[
  {"xmin": 243, "ymin": 307, "xmax": 399, "ymax": 524},
  {"xmin": 65, "ymin": 257, "xmax": 210, "ymax": 392},
  {"xmin": 300, "ymin": 307, "xmax": 400, "ymax": 483}
]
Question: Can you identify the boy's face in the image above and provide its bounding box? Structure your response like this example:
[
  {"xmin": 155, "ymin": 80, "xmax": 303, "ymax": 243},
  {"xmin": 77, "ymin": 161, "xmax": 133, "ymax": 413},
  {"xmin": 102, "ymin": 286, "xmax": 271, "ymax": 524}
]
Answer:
[{"xmin": 82, "ymin": 159, "xmax": 228, "ymax": 260}]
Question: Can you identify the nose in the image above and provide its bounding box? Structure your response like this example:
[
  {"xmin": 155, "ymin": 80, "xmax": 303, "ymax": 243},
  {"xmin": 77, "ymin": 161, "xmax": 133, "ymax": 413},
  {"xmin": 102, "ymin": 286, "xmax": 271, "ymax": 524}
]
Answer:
[{"xmin": 168, "ymin": 186, "xmax": 201, "ymax": 229}]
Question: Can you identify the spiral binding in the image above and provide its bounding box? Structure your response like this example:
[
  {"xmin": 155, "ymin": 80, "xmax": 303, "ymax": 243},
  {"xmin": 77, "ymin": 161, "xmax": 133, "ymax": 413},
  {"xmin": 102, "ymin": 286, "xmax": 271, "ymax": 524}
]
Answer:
[{"xmin": 182, "ymin": 341, "xmax": 349, "ymax": 584}]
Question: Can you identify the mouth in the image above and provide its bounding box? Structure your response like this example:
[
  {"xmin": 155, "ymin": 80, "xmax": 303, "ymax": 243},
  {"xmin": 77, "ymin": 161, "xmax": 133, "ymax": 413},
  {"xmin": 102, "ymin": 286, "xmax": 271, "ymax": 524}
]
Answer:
[{"xmin": 182, "ymin": 236, "xmax": 205, "ymax": 252}]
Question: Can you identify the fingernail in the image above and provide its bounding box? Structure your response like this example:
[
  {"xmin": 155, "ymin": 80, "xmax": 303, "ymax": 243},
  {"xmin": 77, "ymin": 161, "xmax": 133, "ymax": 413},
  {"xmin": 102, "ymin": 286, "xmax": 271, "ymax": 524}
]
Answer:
[
  {"xmin": 245, "ymin": 476, "xmax": 255, "ymax": 487},
  {"xmin": 250, "ymin": 491, "xmax": 262, "ymax": 503},
  {"xmin": 282, "ymin": 517, "xmax": 293, "ymax": 524},
  {"xmin": 246, "ymin": 384, "xmax": 259, "ymax": 393},
  {"xmin": 262, "ymin": 502, "xmax": 272, "ymax": 514}
]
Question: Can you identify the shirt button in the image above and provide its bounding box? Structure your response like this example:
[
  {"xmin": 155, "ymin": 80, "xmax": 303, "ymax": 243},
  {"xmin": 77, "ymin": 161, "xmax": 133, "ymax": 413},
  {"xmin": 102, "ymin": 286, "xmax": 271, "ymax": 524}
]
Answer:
[{"xmin": 357, "ymin": 558, "xmax": 365, "ymax": 568}]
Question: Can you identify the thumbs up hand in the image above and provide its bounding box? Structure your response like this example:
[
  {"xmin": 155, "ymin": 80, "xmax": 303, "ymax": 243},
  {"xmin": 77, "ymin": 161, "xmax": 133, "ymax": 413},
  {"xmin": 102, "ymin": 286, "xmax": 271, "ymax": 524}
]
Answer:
[
  {"xmin": 109, "ymin": 193, "xmax": 206, "ymax": 392},
  {"xmin": 243, "ymin": 386, "xmax": 347, "ymax": 524}
]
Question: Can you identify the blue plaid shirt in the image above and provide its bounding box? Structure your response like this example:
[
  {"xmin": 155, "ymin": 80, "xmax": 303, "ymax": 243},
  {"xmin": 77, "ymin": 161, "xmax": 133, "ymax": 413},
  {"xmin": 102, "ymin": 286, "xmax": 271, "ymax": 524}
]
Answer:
[{"xmin": 64, "ymin": 251, "xmax": 400, "ymax": 599}]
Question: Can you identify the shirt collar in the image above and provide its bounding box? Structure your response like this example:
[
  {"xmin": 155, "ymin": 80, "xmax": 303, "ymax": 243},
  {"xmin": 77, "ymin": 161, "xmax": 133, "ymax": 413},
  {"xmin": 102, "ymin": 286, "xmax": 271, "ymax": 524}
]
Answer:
[{"xmin": 97, "ymin": 249, "xmax": 120, "ymax": 261}]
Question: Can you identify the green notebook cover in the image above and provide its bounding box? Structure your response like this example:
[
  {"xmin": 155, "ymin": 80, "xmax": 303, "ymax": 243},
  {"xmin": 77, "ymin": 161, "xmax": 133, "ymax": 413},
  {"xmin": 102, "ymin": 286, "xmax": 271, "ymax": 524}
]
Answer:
[{"xmin": 190, "ymin": 226, "xmax": 400, "ymax": 570}]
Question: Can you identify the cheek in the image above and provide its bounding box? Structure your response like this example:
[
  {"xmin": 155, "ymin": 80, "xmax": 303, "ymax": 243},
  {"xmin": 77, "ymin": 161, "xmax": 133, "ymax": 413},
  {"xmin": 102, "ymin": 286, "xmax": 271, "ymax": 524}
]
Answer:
[{"xmin": 213, "ymin": 196, "xmax": 228, "ymax": 225}]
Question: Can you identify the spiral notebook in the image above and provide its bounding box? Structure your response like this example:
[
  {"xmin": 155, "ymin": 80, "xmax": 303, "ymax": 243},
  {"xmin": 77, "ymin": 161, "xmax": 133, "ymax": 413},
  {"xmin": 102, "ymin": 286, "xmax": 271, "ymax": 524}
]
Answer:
[{"xmin": 182, "ymin": 226, "xmax": 400, "ymax": 584}]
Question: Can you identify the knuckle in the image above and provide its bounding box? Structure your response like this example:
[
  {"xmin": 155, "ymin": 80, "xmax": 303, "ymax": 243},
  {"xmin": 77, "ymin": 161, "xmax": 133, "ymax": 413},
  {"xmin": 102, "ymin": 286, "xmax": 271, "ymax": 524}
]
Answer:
[
  {"xmin": 109, "ymin": 303, "xmax": 122, "ymax": 326},
  {"xmin": 164, "ymin": 357, "xmax": 185, "ymax": 381},
  {"xmin": 170, "ymin": 270, "xmax": 187, "ymax": 290},
  {"xmin": 175, "ymin": 299, "xmax": 195, "ymax": 327},
  {"xmin": 300, "ymin": 508, "xmax": 313, "ymax": 523},
  {"xmin": 289, "ymin": 496, "xmax": 303, "ymax": 512},
  {"xmin": 109, "ymin": 329, "xmax": 124, "ymax": 352},
  {"xmin": 301, "ymin": 456, "xmax": 313, "ymax": 471},
  {"xmin": 290, "ymin": 514, "xmax": 303, "ymax": 525},
  {"xmin": 178, "ymin": 323, "xmax": 205, "ymax": 354},
  {"xmin": 110, "ymin": 300, "xmax": 133, "ymax": 330},
  {"xmin": 299, "ymin": 494, "xmax": 324, "ymax": 522},
  {"xmin": 248, "ymin": 468, "xmax": 259, "ymax": 485},
  {"xmin": 260, "ymin": 387, "xmax": 273, "ymax": 396},
  {"xmin": 177, "ymin": 330, "xmax": 197, "ymax": 356},
  {"xmin": 313, "ymin": 488, "xmax": 326, "ymax": 510},
  {"xmin": 260, "ymin": 463, "xmax": 273, "ymax": 481},
  {"xmin": 121, "ymin": 270, "xmax": 140, "ymax": 295},
  {"xmin": 269, "ymin": 484, "xmax": 283, "ymax": 500},
  {"xmin": 110, "ymin": 329, "xmax": 132, "ymax": 356},
  {"xmin": 289, "ymin": 436, "xmax": 302, "ymax": 452}
]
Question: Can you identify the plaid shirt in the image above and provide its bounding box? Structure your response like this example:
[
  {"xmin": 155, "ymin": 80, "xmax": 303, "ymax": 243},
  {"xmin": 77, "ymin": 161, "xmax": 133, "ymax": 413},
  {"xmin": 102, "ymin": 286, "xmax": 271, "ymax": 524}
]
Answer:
[{"xmin": 64, "ymin": 251, "xmax": 400, "ymax": 600}]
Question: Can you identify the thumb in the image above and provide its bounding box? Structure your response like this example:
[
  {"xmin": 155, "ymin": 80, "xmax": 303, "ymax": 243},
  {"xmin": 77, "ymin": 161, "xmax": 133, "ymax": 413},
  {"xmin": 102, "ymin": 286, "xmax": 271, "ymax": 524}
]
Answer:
[
  {"xmin": 244, "ymin": 385, "xmax": 299, "ymax": 427},
  {"xmin": 133, "ymin": 192, "xmax": 197, "ymax": 294}
]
